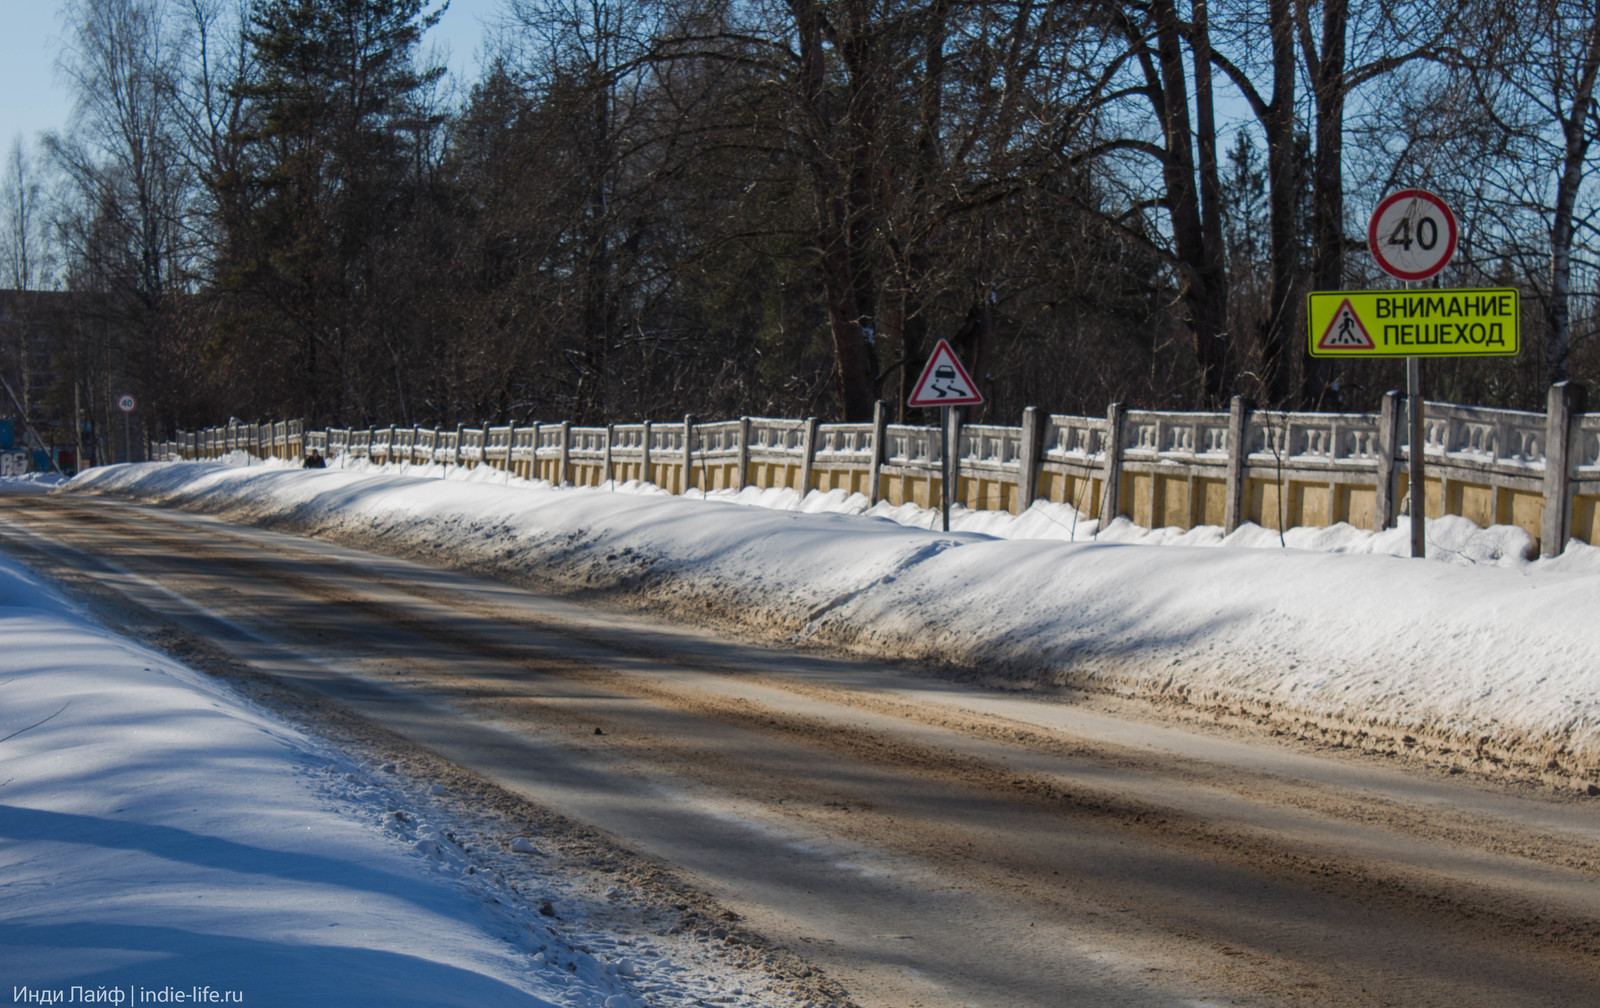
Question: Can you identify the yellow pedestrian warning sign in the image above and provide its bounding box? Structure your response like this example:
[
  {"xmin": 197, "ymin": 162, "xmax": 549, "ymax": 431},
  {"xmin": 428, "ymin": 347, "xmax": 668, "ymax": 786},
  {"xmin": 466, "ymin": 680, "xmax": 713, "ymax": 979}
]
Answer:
[
  {"xmin": 1317, "ymin": 298, "xmax": 1374, "ymax": 351},
  {"xmin": 1307, "ymin": 288, "xmax": 1520, "ymax": 357}
]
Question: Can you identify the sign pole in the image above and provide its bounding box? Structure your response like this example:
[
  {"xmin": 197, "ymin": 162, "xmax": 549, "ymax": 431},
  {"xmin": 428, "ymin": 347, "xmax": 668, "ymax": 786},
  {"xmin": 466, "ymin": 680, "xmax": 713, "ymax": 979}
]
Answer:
[
  {"xmin": 1406, "ymin": 355, "xmax": 1425, "ymax": 558},
  {"xmin": 940, "ymin": 406, "xmax": 953, "ymax": 532},
  {"xmin": 1406, "ymin": 267, "xmax": 1425, "ymax": 559},
  {"xmin": 1356, "ymin": 189, "xmax": 1467, "ymax": 559},
  {"xmin": 116, "ymin": 393, "xmax": 138, "ymax": 464},
  {"xmin": 906, "ymin": 339, "xmax": 983, "ymax": 534}
]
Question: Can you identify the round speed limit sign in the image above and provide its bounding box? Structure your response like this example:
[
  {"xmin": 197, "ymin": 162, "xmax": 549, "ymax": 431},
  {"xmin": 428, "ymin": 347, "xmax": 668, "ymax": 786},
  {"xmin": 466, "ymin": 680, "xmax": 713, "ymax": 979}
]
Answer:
[
  {"xmin": 116, "ymin": 393, "xmax": 137, "ymax": 414},
  {"xmin": 1368, "ymin": 189, "xmax": 1457, "ymax": 282}
]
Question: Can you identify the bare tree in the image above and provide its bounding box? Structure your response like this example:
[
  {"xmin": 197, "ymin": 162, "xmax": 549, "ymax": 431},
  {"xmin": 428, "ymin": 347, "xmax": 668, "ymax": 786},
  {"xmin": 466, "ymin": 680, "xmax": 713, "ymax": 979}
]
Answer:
[
  {"xmin": 1361, "ymin": 0, "xmax": 1600, "ymax": 394},
  {"xmin": 1295, "ymin": 0, "xmax": 1479, "ymax": 404},
  {"xmin": 653, "ymin": 0, "xmax": 1141, "ymax": 419},
  {"xmin": 1205, "ymin": 0, "xmax": 1303, "ymax": 406},
  {"xmin": 49, "ymin": 0, "xmax": 199, "ymax": 443},
  {"xmin": 0, "ymin": 137, "xmax": 57, "ymax": 427},
  {"xmin": 1091, "ymin": 0, "xmax": 1233, "ymax": 406},
  {"xmin": 1461, "ymin": 0, "xmax": 1600, "ymax": 386},
  {"xmin": 1, "ymin": 139, "xmax": 52, "ymax": 293}
]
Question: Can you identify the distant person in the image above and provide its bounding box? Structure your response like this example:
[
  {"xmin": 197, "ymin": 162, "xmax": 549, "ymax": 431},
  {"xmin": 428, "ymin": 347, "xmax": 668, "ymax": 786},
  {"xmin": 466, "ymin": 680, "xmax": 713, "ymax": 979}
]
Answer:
[{"xmin": 303, "ymin": 449, "xmax": 326, "ymax": 469}]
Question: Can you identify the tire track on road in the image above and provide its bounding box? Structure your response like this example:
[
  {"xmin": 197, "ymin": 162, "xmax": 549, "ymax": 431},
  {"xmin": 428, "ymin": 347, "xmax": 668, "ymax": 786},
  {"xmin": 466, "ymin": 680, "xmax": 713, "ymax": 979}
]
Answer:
[{"xmin": 7, "ymin": 492, "xmax": 1600, "ymax": 1007}]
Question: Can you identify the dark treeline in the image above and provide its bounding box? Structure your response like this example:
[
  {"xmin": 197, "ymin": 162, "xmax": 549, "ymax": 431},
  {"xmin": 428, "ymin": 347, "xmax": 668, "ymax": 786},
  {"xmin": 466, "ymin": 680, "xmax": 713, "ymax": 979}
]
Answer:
[{"xmin": 6, "ymin": 0, "xmax": 1600, "ymax": 451}]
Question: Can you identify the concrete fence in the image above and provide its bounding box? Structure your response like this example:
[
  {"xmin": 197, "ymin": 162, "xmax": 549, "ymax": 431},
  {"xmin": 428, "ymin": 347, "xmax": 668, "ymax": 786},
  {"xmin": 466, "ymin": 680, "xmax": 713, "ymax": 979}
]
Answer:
[{"xmin": 151, "ymin": 382, "xmax": 1600, "ymax": 557}]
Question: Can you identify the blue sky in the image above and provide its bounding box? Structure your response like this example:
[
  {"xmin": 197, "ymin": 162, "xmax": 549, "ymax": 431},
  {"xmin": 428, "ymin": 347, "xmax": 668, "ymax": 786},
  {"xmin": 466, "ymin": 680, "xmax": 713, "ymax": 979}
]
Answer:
[{"xmin": 0, "ymin": 0, "xmax": 502, "ymax": 155}]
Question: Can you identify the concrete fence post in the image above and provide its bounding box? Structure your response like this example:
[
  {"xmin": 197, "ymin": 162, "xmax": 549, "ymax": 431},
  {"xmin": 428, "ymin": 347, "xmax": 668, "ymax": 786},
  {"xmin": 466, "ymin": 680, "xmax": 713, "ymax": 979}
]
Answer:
[
  {"xmin": 1542, "ymin": 381, "xmax": 1586, "ymax": 557},
  {"xmin": 558, "ymin": 421, "xmax": 572, "ymax": 486},
  {"xmin": 603, "ymin": 423, "xmax": 615, "ymax": 485},
  {"xmin": 682, "ymin": 414, "xmax": 695, "ymax": 494},
  {"xmin": 1375, "ymin": 390, "xmax": 1402, "ymax": 530},
  {"xmin": 869, "ymin": 400, "xmax": 888, "ymax": 505},
  {"xmin": 1100, "ymin": 402, "xmax": 1125, "ymax": 521},
  {"xmin": 799, "ymin": 416, "xmax": 819, "ymax": 500},
  {"xmin": 641, "ymin": 420, "xmax": 653, "ymax": 487},
  {"xmin": 1224, "ymin": 396, "xmax": 1253, "ymax": 533},
  {"xmin": 1016, "ymin": 406, "xmax": 1043, "ymax": 515},
  {"xmin": 737, "ymin": 417, "xmax": 751, "ymax": 491}
]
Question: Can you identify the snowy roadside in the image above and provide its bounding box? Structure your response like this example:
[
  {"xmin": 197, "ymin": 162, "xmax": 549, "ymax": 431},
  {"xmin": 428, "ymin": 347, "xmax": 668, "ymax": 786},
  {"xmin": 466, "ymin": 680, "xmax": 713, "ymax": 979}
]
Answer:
[
  {"xmin": 0, "ymin": 549, "xmax": 835, "ymax": 1008},
  {"xmin": 59, "ymin": 454, "xmax": 1600, "ymax": 788},
  {"xmin": 9, "ymin": 452, "xmax": 1600, "ymax": 1006}
]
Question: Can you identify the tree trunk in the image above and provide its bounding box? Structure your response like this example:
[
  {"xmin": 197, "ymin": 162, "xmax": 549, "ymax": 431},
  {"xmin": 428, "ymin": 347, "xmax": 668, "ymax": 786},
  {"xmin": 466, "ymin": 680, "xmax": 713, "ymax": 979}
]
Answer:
[
  {"xmin": 1259, "ymin": 0, "xmax": 1299, "ymax": 407},
  {"xmin": 1546, "ymin": 9, "xmax": 1600, "ymax": 385},
  {"xmin": 818, "ymin": 201, "xmax": 879, "ymax": 422},
  {"xmin": 788, "ymin": 0, "xmax": 881, "ymax": 420},
  {"xmin": 1303, "ymin": 0, "xmax": 1347, "ymax": 408},
  {"xmin": 1151, "ymin": 0, "xmax": 1230, "ymax": 406}
]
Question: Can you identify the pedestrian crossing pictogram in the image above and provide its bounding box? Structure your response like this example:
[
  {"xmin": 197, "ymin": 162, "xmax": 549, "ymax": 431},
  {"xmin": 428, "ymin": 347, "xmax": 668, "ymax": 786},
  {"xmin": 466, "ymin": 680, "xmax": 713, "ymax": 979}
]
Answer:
[{"xmin": 1316, "ymin": 298, "xmax": 1375, "ymax": 351}]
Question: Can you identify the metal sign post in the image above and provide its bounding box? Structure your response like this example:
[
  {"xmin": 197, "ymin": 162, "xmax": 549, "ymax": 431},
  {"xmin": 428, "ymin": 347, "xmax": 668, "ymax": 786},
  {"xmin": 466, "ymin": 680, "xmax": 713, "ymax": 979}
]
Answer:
[
  {"xmin": 908, "ymin": 340, "xmax": 983, "ymax": 534},
  {"xmin": 1406, "ymin": 354, "xmax": 1425, "ymax": 558},
  {"xmin": 1371, "ymin": 190, "xmax": 1455, "ymax": 559},
  {"xmin": 1308, "ymin": 190, "xmax": 1508, "ymax": 558},
  {"xmin": 940, "ymin": 407, "xmax": 953, "ymax": 532},
  {"xmin": 117, "ymin": 394, "xmax": 137, "ymax": 464},
  {"xmin": 1308, "ymin": 285, "xmax": 1519, "ymax": 557},
  {"xmin": 1371, "ymin": 193, "xmax": 1450, "ymax": 560}
]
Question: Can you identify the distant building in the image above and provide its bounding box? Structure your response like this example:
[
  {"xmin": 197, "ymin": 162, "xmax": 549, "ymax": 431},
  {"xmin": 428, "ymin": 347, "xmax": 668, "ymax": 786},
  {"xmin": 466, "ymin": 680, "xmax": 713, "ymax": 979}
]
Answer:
[
  {"xmin": 0, "ymin": 290, "xmax": 70, "ymax": 417},
  {"xmin": 0, "ymin": 290, "xmax": 90, "ymax": 469}
]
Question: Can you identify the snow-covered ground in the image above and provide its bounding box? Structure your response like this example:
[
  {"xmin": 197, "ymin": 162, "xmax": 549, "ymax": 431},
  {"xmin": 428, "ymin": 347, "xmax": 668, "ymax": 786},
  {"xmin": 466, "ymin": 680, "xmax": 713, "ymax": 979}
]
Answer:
[
  {"xmin": 0, "ymin": 474, "xmax": 824, "ymax": 1008},
  {"xmin": 6, "ymin": 452, "xmax": 1600, "ymax": 1007},
  {"xmin": 64, "ymin": 453, "xmax": 1600, "ymax": 776}
]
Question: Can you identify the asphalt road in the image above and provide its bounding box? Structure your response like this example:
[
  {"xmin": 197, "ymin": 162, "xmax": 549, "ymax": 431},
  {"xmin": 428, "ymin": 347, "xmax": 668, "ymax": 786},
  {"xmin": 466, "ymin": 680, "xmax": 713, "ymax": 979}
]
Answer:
[{"xmin": 5, "ymin": 490, "xmax": 1600, "ymax": 1008}]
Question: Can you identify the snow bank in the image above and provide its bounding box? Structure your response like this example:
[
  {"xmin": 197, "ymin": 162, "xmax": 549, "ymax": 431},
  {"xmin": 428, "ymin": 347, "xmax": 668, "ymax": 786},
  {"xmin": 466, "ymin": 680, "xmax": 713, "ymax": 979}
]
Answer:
[
  {"xmin": 64, "ymin": 458, "xmax": 1600, "ymax": 785},
  {"xmin": 0, "ymin": 550, "xmax": 758, "ymax": 1008}
]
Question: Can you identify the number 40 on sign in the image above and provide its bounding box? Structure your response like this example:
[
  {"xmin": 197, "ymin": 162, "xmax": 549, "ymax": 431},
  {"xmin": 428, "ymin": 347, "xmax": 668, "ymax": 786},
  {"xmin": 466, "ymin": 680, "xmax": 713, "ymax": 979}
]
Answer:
[{"xmin": 1368, "ymin": 188, "xmax": 1458, "ymax": 282}]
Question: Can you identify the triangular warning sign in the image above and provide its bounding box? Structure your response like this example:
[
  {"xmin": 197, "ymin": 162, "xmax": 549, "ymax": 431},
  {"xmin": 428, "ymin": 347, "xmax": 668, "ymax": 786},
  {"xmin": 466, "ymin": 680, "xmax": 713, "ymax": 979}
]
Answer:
[
  {"xmin": 1317, "ymin": 298, "xmax": 1375, "ymax": 350},
  {"xmin": 908, "ymin": 339, "xmax": 984, "ymax": 407}
]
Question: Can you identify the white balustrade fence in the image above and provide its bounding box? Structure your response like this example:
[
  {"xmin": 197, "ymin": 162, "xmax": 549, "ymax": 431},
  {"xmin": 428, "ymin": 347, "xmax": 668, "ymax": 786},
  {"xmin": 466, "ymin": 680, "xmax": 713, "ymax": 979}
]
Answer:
[{"xmin": 152, "ymin": 384, "xmax": 1600, "ymax": 556}]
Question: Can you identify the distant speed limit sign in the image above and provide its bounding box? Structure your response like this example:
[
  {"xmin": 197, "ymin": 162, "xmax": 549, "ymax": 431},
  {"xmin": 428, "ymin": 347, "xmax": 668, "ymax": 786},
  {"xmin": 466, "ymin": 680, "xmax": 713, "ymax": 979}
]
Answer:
[
  {"xmin": 116, "ymin": 393, "xmax": 137, "ymax": 413},
  {"xmin": 1369, "ymin": 189, "xmax": 1457, "ymax": 282}
]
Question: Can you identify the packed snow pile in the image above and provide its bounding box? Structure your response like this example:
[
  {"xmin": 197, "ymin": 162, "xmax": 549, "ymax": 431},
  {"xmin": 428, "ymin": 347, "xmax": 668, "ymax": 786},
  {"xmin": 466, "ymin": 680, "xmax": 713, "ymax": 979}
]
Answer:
[
  {"xmin": 0, "ymin": 549, "xmax": 823, "ymax": 1008},
  {"xmin": 64, "ymin": 456, "xmax": 1600, "ymax": 785}
]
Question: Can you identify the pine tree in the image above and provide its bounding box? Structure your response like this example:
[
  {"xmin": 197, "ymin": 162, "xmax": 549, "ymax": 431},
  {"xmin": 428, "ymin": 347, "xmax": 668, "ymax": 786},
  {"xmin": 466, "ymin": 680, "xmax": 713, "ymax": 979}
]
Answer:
[{"xmin": 218, "ymin": 0, "xmax": 444, "ymax": 424}]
